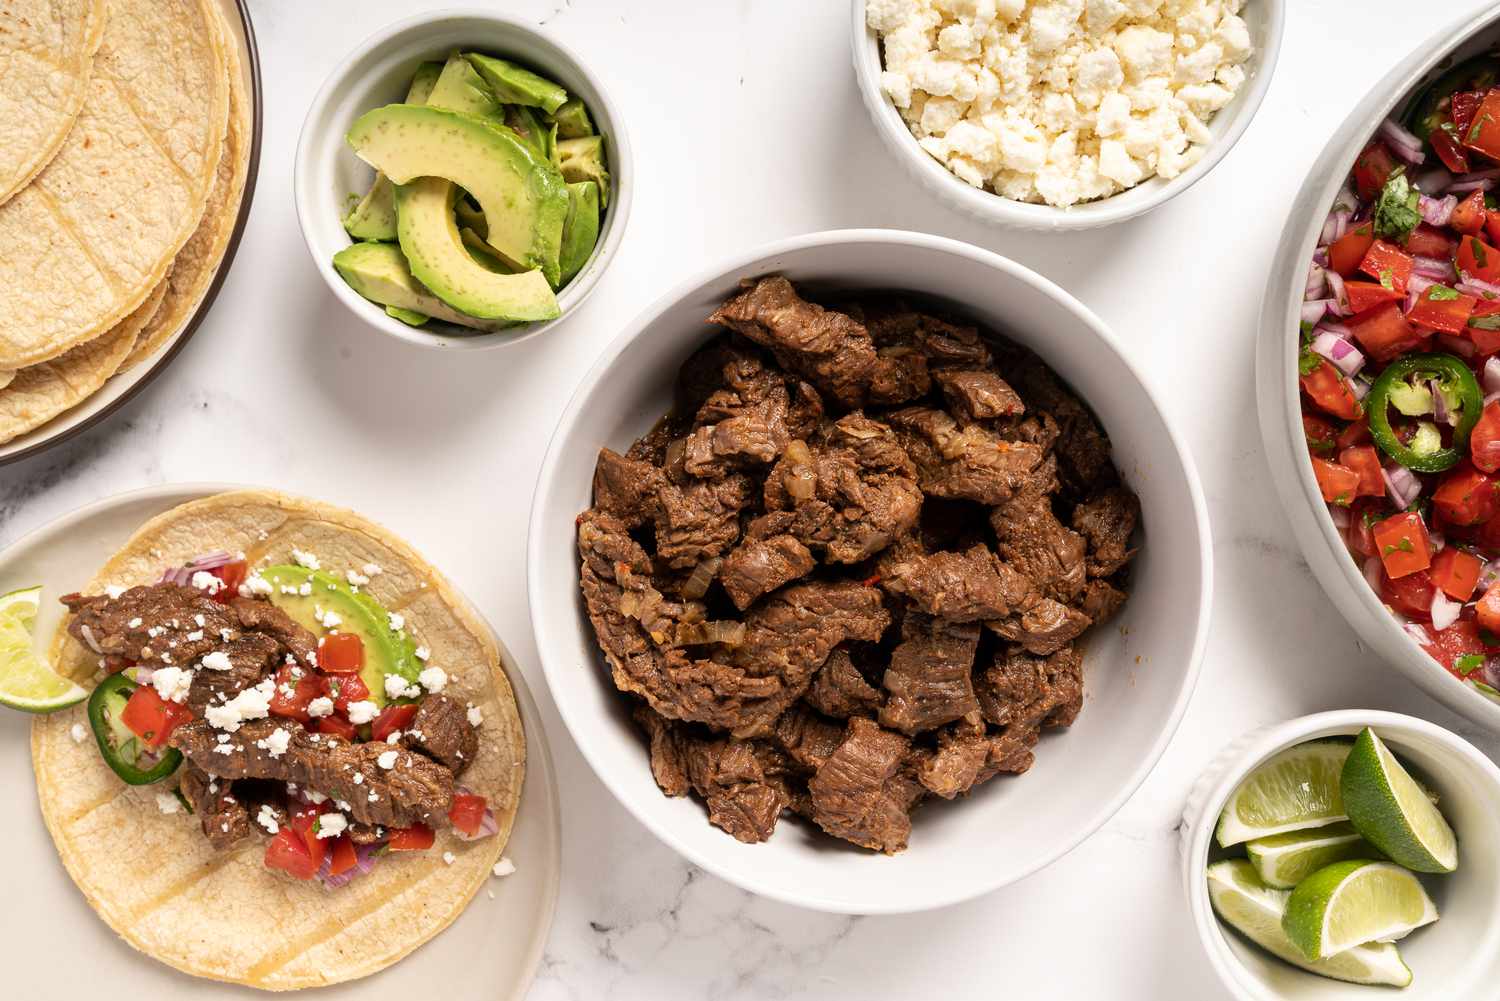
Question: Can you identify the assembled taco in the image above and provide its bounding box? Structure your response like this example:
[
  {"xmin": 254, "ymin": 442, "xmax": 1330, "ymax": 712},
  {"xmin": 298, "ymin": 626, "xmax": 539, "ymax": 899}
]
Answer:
[{"xmin": 31, "ymin": 490, "xmax": 525, "ymax": 989}]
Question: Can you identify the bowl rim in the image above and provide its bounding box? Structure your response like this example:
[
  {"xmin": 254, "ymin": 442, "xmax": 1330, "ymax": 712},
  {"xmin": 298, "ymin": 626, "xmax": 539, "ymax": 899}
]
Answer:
[
  {"xmin": 1256, "ymin": 4, "xmax": 1500, "ymax": 730},
  {"xmin": 0, "ymin": 0, "xmax": 265, "ymax": 467},
  {"xmin": 291, "ymin": 5, "xmax": 633, "ymax": 351},
  {"xmin": 526, "ymin": 227, "xmax": 1215, "ymax": 913},
  {"xmin": 1181, "ymin": 709, "xmax": 1500, "ymax": 1001},
  {"xmin": 847, "ymin": 0, "xmax": 1287, "ymax": 231}
]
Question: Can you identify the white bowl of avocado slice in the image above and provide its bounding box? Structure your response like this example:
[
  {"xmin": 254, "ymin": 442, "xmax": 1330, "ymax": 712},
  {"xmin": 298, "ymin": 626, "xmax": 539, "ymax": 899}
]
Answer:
[{"xmin": 295, "ymin": 8, "xmax": 631, "ymax": 349}]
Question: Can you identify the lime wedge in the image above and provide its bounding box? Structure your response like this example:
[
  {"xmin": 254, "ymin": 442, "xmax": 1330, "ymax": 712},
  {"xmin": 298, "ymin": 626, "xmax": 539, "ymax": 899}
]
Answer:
[
  {"xmin": 0, "ymin": 586, "xmax": 86, "ymax": 713},
  {"xmin": 1216, "ymin": 740, "xmax": 1350, "ymax": 847},
  {"xmin": 1282, "ymin": 859, "xmax": 1438, "ymax": 960},
  {"xmin": 1207, "ymin": 860, "xmax": 1412, "ymax": 987},
  {"xmin": 1247, "ymin": 821, "xmax": 1376, "ymax": 889},
  {"xmin": 1342, "ymin": 727, "xmax": 1458, "ymax": 874}
]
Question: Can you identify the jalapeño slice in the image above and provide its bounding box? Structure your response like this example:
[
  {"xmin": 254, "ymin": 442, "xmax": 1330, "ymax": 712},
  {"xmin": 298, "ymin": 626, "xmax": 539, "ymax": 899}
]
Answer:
[
  {"xmin": 86, "ymin": 673, "xmax": 182, "ymax": 785},
  {"xmin": 1367, "ymin": 353, "xmax": 1483, "ymax": 473}
]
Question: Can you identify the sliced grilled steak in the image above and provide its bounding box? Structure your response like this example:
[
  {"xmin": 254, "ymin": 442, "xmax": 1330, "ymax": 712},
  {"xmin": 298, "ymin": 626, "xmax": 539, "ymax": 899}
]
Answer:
[
  {"xmin": 934, "ymin": 369, "xmax": 1025, "ymax": 423},
  {"xmin": 881, "ymin": 544, "xmax": 1033, "ymax": 622},
  {"xmin": 178, "ymin": 763, "xmax": 253, "ymax": 850},
  {"xmin": 771, "ymin": 704, "xmax": 847, "ymax": 772},
  {"xmin": 989, "ymin": 459, "xmax": 1087, "ymax": 604},
  {"xmin": 653, "ymin": 473, "xmax": 753, "ymax": 569},
  {"xmin": 719, "ymin": 534, "xmax": 816, "ymax": 610},
  {"xmin": 635, "ymin": 709, "xmax": 788, "ymax": 843},
  {"xmin": 805, "ymin": 648, "xmax": 883, "ymax": 719},
  {"xmin": 887, "ymin": 406, "xmax": 1046, "ymax": 505},
  {"xmin": 172, "ymin": 718, "xmax": 453, "ymax": 828},
  {"xmin": 404, "ymin": 694, "xmax": 479, "ymax": 775},
  {"xmin": 808, "ymin": 717, "xmax": 912, "ymax": 854}
]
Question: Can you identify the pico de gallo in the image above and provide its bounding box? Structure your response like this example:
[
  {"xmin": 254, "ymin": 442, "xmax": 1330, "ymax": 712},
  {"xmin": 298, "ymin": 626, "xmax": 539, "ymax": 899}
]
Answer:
[{"xmin": 1298, "ymin": 55, "xmax": 1500, "ymax": 704}]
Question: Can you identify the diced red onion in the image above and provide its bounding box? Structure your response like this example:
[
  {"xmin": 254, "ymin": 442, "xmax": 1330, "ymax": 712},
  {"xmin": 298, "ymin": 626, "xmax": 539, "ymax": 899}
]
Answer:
[
  {"xmin": 1448, "ymin": 178, "xmax": 1495, "ymax": 194},
  {"xmin": 1302, "ymin": 300, "xmax": 1331, "ymax": 326},
  {"xmin": 1431, "ymin": 590, "xmax": 1462, "ymax": 631},
  {"xmin": 1486, "ymin": 390, "xmax": 1500, "ymax": 407},
  {"xmin": 1406, "ymin": 274, "xmax": 1437, "ymax": 313},
  {"xmin": 1379, "ymin": 120, "xmax": 1426, "ymax": 163},
  {"xmin": 1320, "ymin": 211, "xmax": 1350, "ymax": 247},
  {"xmin": 1428, "ymin": 530, "xmax": 1446, "ymax": 552},
  {"xmin": 1412, "ymin": 256, "xmax": 1456, "ymax": 281},
  {"xmin": 1383, "ymin": 465, "xmax": 1422, "ymax": 508},
  {"xmin": 319, "ymin": 842, "xmax": 379, "ymax": 889},
  {"xmin": 1435, "ymin": 333, "xmax": 1475, "ymax": 361},
  {"xmin": 78, "ymin": 624, "xmax": 102, "ymax": 654},
  {"xmin": 1481, "ymin": 560, "xmax": 1500, "ymax": 591},
  {"xmin": 1455, "ymin": 168, "xmax": 1500, "ymax": 185},
  {"xmin": 1459, "ymin": 276, "xmax": 1500, "ymax": 299},
  {"xmin": 1484, "ymin": 357, "xmax": 1500, "ymax": 397},
  {"xmin": 1431, "ymin": 378, "xmax": 1450, "ymax": 423},
  {"xmin": 452, "ymin": 809, "xmax": 499, "ymax": 842},
  {"xmin": 1404, "ymin": 622, "xmax": 1433, "ymax": 646},
  {"xmin": 1332, "ymin": 181, "xmax": 1359, "ymax": 213},
  {"xmin": 159, "ymin": 551, "xmax": 234, "ymax": 587},
  {"xmin": 1485, "ymin": 659, "xmax": 1500, "ymax": 689},
  {"xmin": 1306, "ymin": 263, "xmax": 1329, "ymax": 300},
  {"xmin": 1328, "ymin": 504, "xmax": 1351, "ymax": 530},
  {"xmin": 1312, "ymin": 330, "xmax": 1365, "ymax": 377},
  {"xmin": 1414, "ymin": 167, "xmax": 1454, "ymax": 194},
  {"xmin": 1363, "ymin": 556, "xmax": 1384, "ymax": 593},
  {"xmin": 1312, "ymin": 247, "xmax": 1331, "ymax": 268},
  {"xmin": 1326, "ymin": 270, "xmax": 1351, "ymax": 316},
  {"xmin": 1350, "ymin": 375, "xmax": 1373, "ymax": 401},
  {"xmin": 1418, "ymin": 194, "xmax": 1457, "ymax": 227}
]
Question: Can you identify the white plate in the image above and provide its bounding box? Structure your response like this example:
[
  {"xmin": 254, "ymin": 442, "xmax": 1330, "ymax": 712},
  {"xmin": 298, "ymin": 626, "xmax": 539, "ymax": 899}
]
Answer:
[{"xmin": 0, "ymin": 483, "xmax": 560, "ymax": 999}]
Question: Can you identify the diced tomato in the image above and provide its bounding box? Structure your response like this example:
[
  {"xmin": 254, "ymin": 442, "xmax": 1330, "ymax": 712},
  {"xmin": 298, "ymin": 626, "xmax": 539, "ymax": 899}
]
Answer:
[
  {"xmin": 1347, "ymin": 500, "xmax": 1382, "ymax": 558},
  {"xmin": 1453, "ymin": 90, "xmax": 1485, "ymax": 136},
  {"xmin": 1405, "ymin": 223, "xmax": 1458, "ymax": 259},
  {"xmin": 289, "ymin": 805, "xmax": 323, "ymax": 859},
  {"xmin": 1348, "ymin": 301, "xmax": 1428, "ymax": 363},
  {"xmin": 119, "ymin": 685, "xmax": 193, "ymax": 749},
  {"xmin": 1300, "ymin": 358, "xmax": 1363, "ymax": 420},
  {"xmin": 1453, "ymin": 190, "xmax": 1490, "ymax": 236},
  {"xmin": 1432, "ymin": 124, "xmax": 1472, "ymax": 174},
  {"xmin": 1382, "ymin": 568, "xmax": 1435, "ymax": 617},
  {"xmin": 371, "ymin": 702, "xmax": 419, "ymax": 743},
  {"xmin": 323, "ymin": 672, "xmax": 369, "ymax": 715},
  {"xmin": 1312, "ymin": 457, "xmax": 1361, "ymax": 505},
  {"xmin": 1461, "ymin": 88, "xmax": 1500, "ymax": 161},
  {"xmin": 1303, "ymin": 415, "xmax": 1340, "ymax": 456},
  {"xmin": 1338, "ymin": 445, "xmax": 1385, "ymax": 497},
  {"xmin": 1478, "ymin": 581, "xmax": 1500, "ymax": 636},
  {"xmin": 1423, "ymin": 617, "xmax": 1495, "ymax": 679},
  {"xmin": 315, "ymin": 715, "xmax": 358, "ymax": 740},
  {"xmin": 1467, "ymin": 299, "xmax": 1500, "ymax": 354},
  {"xmin": 265, "ymin": 828, "xmax": 321, "ymax": 880},
  {"xmin": 1354, "ymin": 142, "xmax": 1401, "ymax": 199},
  {"xmin": 1434, "ymin": 463, "xmax": 1500, "ymax": 525},
  {"xmin": 1431, "ymin": 546, "xmax": 1485, "ymax": 601},
  {"xmin": 1373, "ymin": 511, "xmax": 1434, "ymax": 579},
  {"xmin": 269, "ymin": 663, "xmax": 321, "ymax": 723},
  {"xmin": 1485, "ymin": 211, "xmax": 1500, "ymax": 249},
  {"xmin": 1358, "ymin": 240, "xmax": 1414, "ymax": 293},
  {"xmin": 317, "ymin": 632, "xmax": 364, "ymax": 675},
  {"xmin": 1329, "ymin": 223, "xmax": 1376, "ymax": 277},
  {"xmin": 1457, "ymin": 235, "xmax": 1500, "ymax": 284},
  {"xmin": 1472, "ymin": 399, "xmax": 1500, "ymax": 473},
  {"xmin": 1407, "ymin": 286, "xmax": 1478, "ymax": 335},
  {"xmin": 1345, "ymin": 281, "xmax": 1404, "ymax": 313},
  {"xmin": 328, "ymin": 836, "xmax": 358, "ymax": 877},
  {"xmin": 211, "ymin": 559, "xmax": 247, "ymax": 602},
  {"xmin": 448, "ymin": 793, "xmax": 489, "ymax": 837},
  {"xmin": 1337, "ymin": 419, "xmax": 1373, "ymax": 449},
  {"xmin": 386, "ymin": 824, "xmax": 434, "ymax": 852}
]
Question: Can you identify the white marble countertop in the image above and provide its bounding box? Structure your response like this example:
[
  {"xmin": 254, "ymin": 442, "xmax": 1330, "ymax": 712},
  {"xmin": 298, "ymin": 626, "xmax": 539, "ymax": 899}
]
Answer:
[{"xmin": 5, "ymin": 0, "xmax": 1500, "ymax": 997}]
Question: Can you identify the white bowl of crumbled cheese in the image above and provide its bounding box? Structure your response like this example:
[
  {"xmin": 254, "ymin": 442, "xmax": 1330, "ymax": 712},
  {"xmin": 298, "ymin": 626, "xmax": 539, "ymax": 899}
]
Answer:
[{"xmin": 852, "ymin": 0, "xmax": 1284, "ymax": 230}]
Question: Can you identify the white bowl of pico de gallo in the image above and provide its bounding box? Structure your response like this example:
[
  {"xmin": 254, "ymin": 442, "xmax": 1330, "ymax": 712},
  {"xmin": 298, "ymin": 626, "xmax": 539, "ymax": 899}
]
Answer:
[{"xmin": 1259, "ymin": 5, "xmax": 1500, "ymax": 730}]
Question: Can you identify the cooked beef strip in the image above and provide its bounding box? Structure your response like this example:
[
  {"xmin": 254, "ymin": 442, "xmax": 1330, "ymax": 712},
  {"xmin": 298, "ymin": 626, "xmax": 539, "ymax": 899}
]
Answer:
[
  {"xmin": 879, "ymin": 615, "xmax": 982, "ymax": 735},
  {"xmin": 989, "ymin": 598, "xmax": 1092, "ymax": 656},
  {"xmin": 1072, "ymin": 487, "xmax": 1141, "ymax": 578},
  {"xmin": 653, "ymin": 473, "xmax": 753, "ymax": 569},
  {"xmin": 934, "ymin": 369, "xmax": 1025, "ymax": 423},
  {"xmin": 1079, "ymin": 578, "xmax": 1128, "ymax": 624},
  {"xmin": 805, "ymin": 648, "xmax": 883, "ymax": 719},
  {"xmin": 172, "ymin": 718, "xmax": 453, "ymax": 828},
  {"xmin": 719, "ymin": 534, "xmax": 816, "ymax": 610},
  {"xmin": 881, "ymin": 544, "xmax": 1033, "ymax": 622},
  {"xmin": 62, "ymin": 585, "xmax": 317, "ymax": 714},
  {"xmin": 1000, "ymin": 348, "xmax": 1113, "ymax": 492},
  {"xmin": 178, "ymin": 763, "xmax": 253, "ymax": 850},
  {"xmin": 635, "ymin": 705, "xmax": 692, "ymax": 797},
  {"xmin": 771, "ymin": 704, "xmax": 847, "ymax": 772},
  {"xmin": 887, "ymin": 406, "xmax": 1046, "ymax": 505},
  {"xmin": 808, "ymin": 717, "xmax": 912, "ymax": 854},
  {"xmin": 759, "ymin": 413, "xmax": 923, "ymax": 564},
  {"xmin": 917, "ymin": 723, "xmax": 993, "ymax": 799},
  {"xmin": 634, "ymin": 709, "xmax": 788, "ymax": 843},
  {"xmin": 989, "ymin": 458, "xmax": 1087, "ymax": 604},
  {"xmin": 592, "ymin": 448, "xmax": 664, "ymax": 528},
  {"xmin": 681, "ymin": 346, "xmax": 800, "ymax": 477},
  {"xmin": 976, "ymin": 646, "xmax": 1084, "ymax": 732},
  {"xmin": 708, "ymin": 276, "xmax": 880, "ymax": 408},
  {"xmin": 404, "ymin": 694, "xmax": 479, "ymax": 776}
]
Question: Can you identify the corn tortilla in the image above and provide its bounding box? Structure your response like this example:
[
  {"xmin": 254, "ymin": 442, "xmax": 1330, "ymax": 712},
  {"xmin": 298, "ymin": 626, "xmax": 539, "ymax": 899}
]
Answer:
[
  {"xmin": 33, "ymin": 491, "xmax": 526, "ymax": 990},
  {"xmin": 0, "ymin": 0, "xmax": 107, "ymax": 206},
  {"xmin": 0, "ymin": 0, "xmax": 228, "ymax": 369}
]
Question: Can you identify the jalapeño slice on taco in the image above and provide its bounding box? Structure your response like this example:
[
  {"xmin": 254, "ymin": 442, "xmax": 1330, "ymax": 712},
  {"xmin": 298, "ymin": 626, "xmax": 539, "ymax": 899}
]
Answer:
[{"xmin": 31, "ymin": 491, "xmax": 525, "ymax": 990}]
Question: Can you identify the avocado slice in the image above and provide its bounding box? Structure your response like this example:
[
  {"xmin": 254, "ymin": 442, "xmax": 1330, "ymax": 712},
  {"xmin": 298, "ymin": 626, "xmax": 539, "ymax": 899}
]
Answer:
[
  {"xmin": 455, "ymin": 197, "xmax": 487, "ymax": 240},
  {"xmin": 466, "ymin": 52, "xmax": 567, "ymax": 113},
  {"xmin": 348, "ymin": 104, "xmax": 569, "ymax": 286},
  {"xmin": 333, "ymin": 242, "xmax": 510, "ymax": 332},
  {"xmin": 395, "ymin": 176, "xmax": 559, "ymax": 320},
  {"xmin": 260, "ymin": 565, "xmax": 418, "ymax": 708},
  {"xmin": 559, "ymin": 180, "xmax": 600, "ymax": 286},
  {"xmin": 385, "ymin": 305, "xmax": 429, "ymax": 326},
  {"xmin": 557, "ymin": 135, "xmax": 609, "ymax": 208},
  {"xmin": 550, "ymin": 97, "xmax": 594, "ymax": 139},
  {"xmin": 461, "ymin": 227, "xmax": 513, "ymax": 272},
  {"xmin": 342, "ymin": 62, "xmax": 443, "ymax": 242},
  {"xmin": 427, "ymin": 51, "xmax": 501, "ymax": 118},
  {"xmin": 502, "ymin": 103, "xmax": 551, "ymax": 162}
]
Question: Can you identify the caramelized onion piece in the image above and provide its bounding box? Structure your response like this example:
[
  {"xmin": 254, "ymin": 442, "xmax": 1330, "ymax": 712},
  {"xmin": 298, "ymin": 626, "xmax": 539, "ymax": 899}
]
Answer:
[
  {"xmin": 674, "ymin": 620, "xmax": 747, "ymax": 647},
  {"xmin": 681, "ymin": 558, "xmax": 723, "ymax": 600},
  {"xmin": 783, "ymin": 439, "xmax": 817, "ymax": 501}
]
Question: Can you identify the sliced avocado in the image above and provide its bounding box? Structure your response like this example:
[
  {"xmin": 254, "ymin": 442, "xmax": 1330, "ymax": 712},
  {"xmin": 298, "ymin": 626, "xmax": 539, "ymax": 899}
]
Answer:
[
  {"xmin": 455, "ymin": 197, "xmax": 487, "ymax": 240},
  {"xmin": 341, "ymin": 62, "xmax": 444, "ymax": 242},
  {"xmin": 559, "ymin": 180, "xmax": 600, "ymax": 286},
  {"xmin": 260, "ymin": 565, "xmax": 418, "ymax": 708},
  {"xmin": 545, "ymin": 121, "xmax": 560, "ymax": 167},
  {"xmin": 407, "ymin": 60, "xmax": 444, "ymax": 105},
  {"xmin": 386, "ymin": 305, "xmax": 429, "ymax": 326},
  {"xmin": 557, "ymin": 135, "xmax": 609, "ymax": 207},
  {"xmin": 502, "ymin": 103, "xmax": 550, "ymax": 162},
  {"xmin": 550, "ymin": 96, "xmax": 594, "ymax": 139},
  {"xmin": 462, "ymin": 227, "xmax": 513, "ymax": 272},
  {"xmin": 348, "ymin": 104, "xmax": 569, "ymax": 285},
  {"xmin": 332, "ymin": 242, "xmax": 510, "ymax": 332},
  {"xmin": 395, "ymin": 176, "xmax": 559, "ymax": 320},
  {"xmin": 466, "ymin": 52, "xmax": 567, "ymax": 113},
  {"xmin": 427, "ymin": 51, "xmax": 501, "ymax": 118}
]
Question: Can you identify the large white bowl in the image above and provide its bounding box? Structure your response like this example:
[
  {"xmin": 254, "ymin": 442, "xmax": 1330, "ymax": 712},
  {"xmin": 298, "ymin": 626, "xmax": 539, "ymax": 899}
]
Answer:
[
  {"xmin": 1256, "ymin": 6, "xmax": 1500, "ymax": 731},
  {"xmin": 294, "ymin": 8, "xmax": 632, "ymax": 350},
  {"xmin": 1181, "ymin": 710, "xmax": 1500, "ymax": 1001},
  {"xmin": 528, "ymin": 229, "xmax": 1213, "ymax": 913},
  {"xmin": 849, "ymin": 0, "xmax": 1284, "ymax": 231}
]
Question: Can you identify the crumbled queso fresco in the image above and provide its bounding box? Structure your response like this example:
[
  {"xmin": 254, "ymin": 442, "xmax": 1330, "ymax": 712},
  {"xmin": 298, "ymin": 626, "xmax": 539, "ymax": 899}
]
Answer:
[{"xmin": 868, "ymin": 0, "xmax": 1254, "ymax": 207}]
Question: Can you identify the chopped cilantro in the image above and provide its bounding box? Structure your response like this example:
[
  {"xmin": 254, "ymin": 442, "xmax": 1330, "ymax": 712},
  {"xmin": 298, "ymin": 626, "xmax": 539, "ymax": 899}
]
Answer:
[
  {"xmin": 1472, "ymin": 313, "xmax": 1500, "ymax": 330},
  {"xmin": 1470, "ymin": 114, "xmax": 1493, "ymax": 144},
  {"xmin": 1379, "ymin": 269, "xmax": 1396, "ymax": 291},
  {"xmin": 1474, "ymin": 680, "xmax": 1500, "ymax": 698},
  {"xmin": 1373, "ymin": 171, "xmax": 1422, "ymax": 243},
  {"xmin": 1428, "ymin": 285, "xmax": 1461, "ymax": 301},
  {"xmin": 1455, "ymin": 653, "xmax": 1486, "ymax": 676},
  {"xmin": 1299, "ymin": 349, "xmax": 1323, "ymax": 376},
  {"xmin": 1473, "ymin": 237, "xmax": 1490, "ymax": 269},
  {"xmin": 1383, "ymin": 538, "xmax": 1415, "ymax": 555}
]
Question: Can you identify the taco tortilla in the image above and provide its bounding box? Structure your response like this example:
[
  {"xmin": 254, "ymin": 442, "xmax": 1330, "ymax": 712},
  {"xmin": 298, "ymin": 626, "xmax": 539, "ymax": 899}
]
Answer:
[{"xmin": 32, "ymin": 490, "xmax": 526, "ymax": 990}]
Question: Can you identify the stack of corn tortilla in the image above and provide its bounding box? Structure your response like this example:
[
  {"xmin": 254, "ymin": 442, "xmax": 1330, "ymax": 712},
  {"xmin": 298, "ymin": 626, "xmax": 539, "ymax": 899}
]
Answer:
[{"xmin": 0, "ymin": 0, "xmax": 253, "ymax": 446}]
